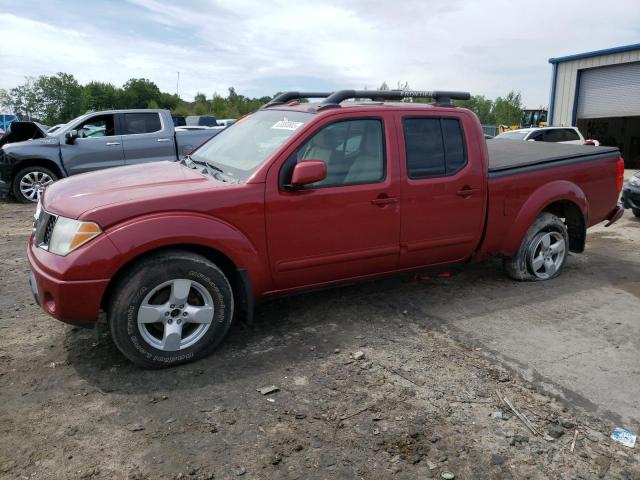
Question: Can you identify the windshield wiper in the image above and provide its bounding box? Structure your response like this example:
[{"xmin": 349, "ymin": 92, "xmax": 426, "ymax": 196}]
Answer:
[{"xmin": 183, "ymin": 155, "xmax": 237, "ymax": 183}]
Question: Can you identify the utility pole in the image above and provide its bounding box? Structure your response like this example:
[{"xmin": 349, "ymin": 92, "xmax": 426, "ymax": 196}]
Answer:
[{"xmin": 176, "ymin": 71, "xmax": 180, "ymax": 98}]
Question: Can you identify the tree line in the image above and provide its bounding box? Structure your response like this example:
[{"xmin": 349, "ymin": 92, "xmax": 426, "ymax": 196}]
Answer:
[
  {"xmin": 0, "ymin": 73, "xmax": 527, "ymax": 127},
  {"xmin": 0, "ymin": 73, "xmax": 270, "ymax": 125}
]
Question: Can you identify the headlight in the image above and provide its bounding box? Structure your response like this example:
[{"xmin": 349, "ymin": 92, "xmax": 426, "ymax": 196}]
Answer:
[
  {"xmin": 629, "ymin": 175, "xmax": 640, "ymax": 187},
  {"xmin": 48, "ymin": 216, "xmax": 102, "ymax": 256}
]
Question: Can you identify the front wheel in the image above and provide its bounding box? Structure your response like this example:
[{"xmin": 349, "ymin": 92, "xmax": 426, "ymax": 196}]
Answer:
[
  {"xmin": 109, "ymin": 250, "xmax": 234, "ymax": 368},
  {"xmin": 12, "ymin": 166, "xmax": 58, "ymax": 203},
  {"xmin": 504, "ymin": 212, "xmax": 569, "ymax": 281},
  {"xmin": 632, "ymin": 208, "xmax": 640, "ymax": 218}
]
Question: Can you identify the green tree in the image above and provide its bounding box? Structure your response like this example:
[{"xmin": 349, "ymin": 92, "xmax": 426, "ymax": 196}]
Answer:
[
  {"xmin": 1, "ymin": 77, "xmax": 45, "ymax": 121},
  {"xmin": 492, "ymin": 91, "xmax": 523, "ymax": 126},
  {"xmin": 455, "ymin": 95, "xmax": 496, "ymax": 124},
  {"xmin": 36, "ymin": 73, "xmax": 84, "ymax": 124},
  {"xmin": 83, "ymin": 81, "xmax": 121, "ymax": 111},
  {"xmin": 158, "ymin": 92, "xmax": 180, "ymax": 111},
  {"xmin": 121, "ymin": 78, "xmax": 161, "ymax": 109}
]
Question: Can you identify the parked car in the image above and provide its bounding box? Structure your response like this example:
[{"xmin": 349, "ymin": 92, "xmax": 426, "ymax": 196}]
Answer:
[
  {"xmin": 621, "ymin": 171, "xmax": 640, "ymax": 217},
  {"xmin": 0, "ymin": 109, "xmax": 221, "ymax": 202},
  {"xmin": 27, "ymin": 89, "xmax": 624, "ymax": 367},
  {"xmin": 217, "ymin": 118, "xmax": 237, "ymax": 127},
  {"xmin": 186, "ymin": 115, "xmax": 218, "ymax": 127},
  {"xmin": 494, "ymin": 126, "xmax": 599, "ymax": 145}
]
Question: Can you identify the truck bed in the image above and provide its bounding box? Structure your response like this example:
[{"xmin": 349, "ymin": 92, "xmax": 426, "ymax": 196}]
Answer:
[{"xmin": 487, "ymin": 140, "xmax": 619, "ymax": 174}]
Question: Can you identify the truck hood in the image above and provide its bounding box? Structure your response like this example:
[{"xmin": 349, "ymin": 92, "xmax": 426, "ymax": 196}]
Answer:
[
  {"xmin": 43, "ymin": 161, "xmax": 230, "ymax": 222},
  {"xmin": 0, "ymin": 121, "xmax": 50, "ymax": 148}
]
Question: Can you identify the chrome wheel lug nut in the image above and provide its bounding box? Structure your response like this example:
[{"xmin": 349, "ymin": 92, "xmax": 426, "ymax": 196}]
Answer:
[
  {"xmin": 165, "ymin": 312, "xmax": 170, "ymax": 316},
  {"xmin": 182, "ymin": 312, "xmax": 188, "ymax": 316},
  {"xmin": 167, "ymin": 318, "xmax": 173, "ymax": 324},
  {"xmin": 179, "ymin": 304, "xmax": 184, "ymax": 309},
  {"xmin": 176, "ymin": 319, "xmax": 182, "ymax": 325},
  {"xmin": 170, "ymin": 304, "xmax": 175, "ymax": 308}
]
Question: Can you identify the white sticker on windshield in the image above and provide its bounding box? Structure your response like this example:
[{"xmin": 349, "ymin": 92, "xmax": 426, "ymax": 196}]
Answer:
[{"xmin": 272, "ymin": 118, "xmax": 304, "ymax": 130}]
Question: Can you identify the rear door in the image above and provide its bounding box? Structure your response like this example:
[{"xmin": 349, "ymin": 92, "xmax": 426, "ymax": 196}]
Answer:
[
  {"xmin": 397, "ymin": 111, "xmax": 486, "ymax": 268},
  {"xmin": 120, "ymin": 112, "xmax": 176, "ymax": 164},
  {"xmin": 60, "ymin": 113, "xmax": 124, "ymax": 175},
  {"xmin": 265, "ymin": 112, "xmax": 401, "ymax": 290}
]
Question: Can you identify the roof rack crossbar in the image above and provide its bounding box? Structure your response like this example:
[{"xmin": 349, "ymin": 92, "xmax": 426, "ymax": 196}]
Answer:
[
  {"xmin": 320, "ymin": 89, "xmax": 471, "ymax": 107},
  {"xmin": 263, "ymin": 91, "xmax": 333, "ymax": 108}
]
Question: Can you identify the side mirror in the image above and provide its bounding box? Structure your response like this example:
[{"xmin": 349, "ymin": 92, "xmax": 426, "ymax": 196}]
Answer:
[
  {"xmin": 289, "ymin": 160, "xmax": 327, "ymax": 188},
  {"xmin": 65, "ymin": 130, "xmax": 79, "ymax": 144}
]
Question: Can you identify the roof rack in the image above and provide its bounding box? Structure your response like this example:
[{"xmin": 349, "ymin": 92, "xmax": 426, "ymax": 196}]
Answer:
[
  {"xmin": 261, "ymin": 89, "xmax": 471, "ymax": 110},
  {"xmin": 319, "ymin": 90, "xmax": 470, "ymax": 108},
  {"xmin": 263, "ymin": 91, "xmax": 333, "ymax": 108}
]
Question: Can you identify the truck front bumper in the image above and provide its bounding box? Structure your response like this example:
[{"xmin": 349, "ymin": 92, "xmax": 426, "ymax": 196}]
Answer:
[{"xmin": 28, "ymin": 241, "xmax": 110, "ymax": 327}]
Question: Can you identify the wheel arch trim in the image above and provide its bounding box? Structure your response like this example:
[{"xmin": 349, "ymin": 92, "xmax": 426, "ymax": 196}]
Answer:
[{"xmin": 503, "ymin": 181, "xmax": 588, "ymax": 256}]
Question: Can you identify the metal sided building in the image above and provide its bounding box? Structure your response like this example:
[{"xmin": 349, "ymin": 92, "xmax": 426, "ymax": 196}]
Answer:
[{"xmin": 548, "ymin": 43, "xmax": 640, "ymax": 167}]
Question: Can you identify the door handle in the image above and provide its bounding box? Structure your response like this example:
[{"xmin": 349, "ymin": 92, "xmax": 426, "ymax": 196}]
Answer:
[
  {"xmin": 157, "ymin": 138, "xmax": 170, "ymax": 142},
  {"xmin": 371, "ymin": 196, "xmax": 399, "ymax": 206},
  {"xmin": 105, "ymin": 142, "xmax": 120, "ymax": 146},
  {"xmin": 456, "ymin": 187, "xmax": 480, "ymax": 197}
]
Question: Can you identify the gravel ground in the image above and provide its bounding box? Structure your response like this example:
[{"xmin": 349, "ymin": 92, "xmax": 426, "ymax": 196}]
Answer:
[{"xmin": 1, "ymin": 201, "xmax": 639, "ymax": 479}]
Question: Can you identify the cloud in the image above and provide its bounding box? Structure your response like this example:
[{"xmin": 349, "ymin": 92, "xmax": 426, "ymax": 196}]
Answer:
[{"xmin": 1, "ymin": 0, "xmax": 639, "ymax": 107}]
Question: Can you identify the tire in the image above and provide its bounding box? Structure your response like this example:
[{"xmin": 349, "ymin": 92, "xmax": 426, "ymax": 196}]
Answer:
[
  {"xmin": 109, "ymin": 250, "xmax": 234, "ymax": 368},
  {"xmin": 503, "ymin": 212, "xmax": 569, "ymax": 281},
  {"xmin": 12, "ymin": 165, "xmax": 58, "ymax": 203},
  {"xmin": 633, "ymin": 208, "xmax": 640, "ymax": 218}
]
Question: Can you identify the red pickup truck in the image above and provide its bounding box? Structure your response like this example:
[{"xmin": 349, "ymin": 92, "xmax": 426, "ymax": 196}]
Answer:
[{"xmin": 28, "ymin": 90, "xmax": 625, "ymax": 367}]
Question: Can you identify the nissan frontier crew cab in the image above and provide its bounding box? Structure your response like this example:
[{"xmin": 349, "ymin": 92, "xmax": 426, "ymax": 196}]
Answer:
[{"xmin": 27, "ymin": 89, "xmax": 625, "ymax": 368}]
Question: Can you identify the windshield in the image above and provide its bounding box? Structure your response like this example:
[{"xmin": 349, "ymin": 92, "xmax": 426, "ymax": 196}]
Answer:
[
  {"xmin": 190, "ymin": 109, "xmax": 314, "ymax": 182},
  {"xmin": 495, "ymin": 131, "xmax": 529, "ymax": 140}
]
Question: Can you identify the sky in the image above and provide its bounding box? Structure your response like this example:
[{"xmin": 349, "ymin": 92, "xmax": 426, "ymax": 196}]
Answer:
[{"xmin": 1, "ymin": 0, "xmax": 639, "ymax": 107}]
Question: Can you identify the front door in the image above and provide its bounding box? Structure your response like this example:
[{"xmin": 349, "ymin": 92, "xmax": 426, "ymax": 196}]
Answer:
[
  {"xmin": 265, "ymin": 114, "xmax": 401, "ymax": 290},
  {"xmin": 397, "ymin": 112, "xmax": 486, "ymax": 268},
  {"xmin": 60, "ymin": 113, "xmax": 124, "ymax": 175}
]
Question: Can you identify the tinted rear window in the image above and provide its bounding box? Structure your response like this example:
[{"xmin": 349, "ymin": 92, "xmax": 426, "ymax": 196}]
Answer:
[
  {"xmin": 122, "ymin": 113, "xmax": 162, "ymax": 135},
  {"xmin": 403, "ymin": 118, "xmax": 466, "ymax": 178}
]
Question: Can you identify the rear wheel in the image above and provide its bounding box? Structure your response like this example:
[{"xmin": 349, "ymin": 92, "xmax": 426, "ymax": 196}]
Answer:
[
  {"xmin": 504, "ymin": 212, "xmax": 569, "ymax": 281},
  {"xmin": 109, "ymin": 250, "xmax": 234, "ymax": 368},
  {"xmin": 632, "ymin": 208, "xmax": 640, "ymax": 218},
  {"xmin": 12, "ymin": 166, "xmax": 58, "ymax": 203}
]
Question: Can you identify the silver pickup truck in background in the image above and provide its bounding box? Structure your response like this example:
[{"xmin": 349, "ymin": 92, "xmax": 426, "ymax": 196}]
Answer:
[{"xmin": 0, "ymin": 109, "xmax": 221, "ymax": 202}]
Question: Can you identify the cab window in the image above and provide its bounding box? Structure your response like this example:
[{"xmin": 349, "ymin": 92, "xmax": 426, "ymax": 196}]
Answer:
[
  {"xmin": 281, "ymin": 119, "xmax": 385, "ymax": 188},
  {"xmin": 403, "ymin": 117, "xmax": 467, "ymax": 178},
  {"xmin": 76, "ymin": 114, "xmax": 115, "ymax": 138}
]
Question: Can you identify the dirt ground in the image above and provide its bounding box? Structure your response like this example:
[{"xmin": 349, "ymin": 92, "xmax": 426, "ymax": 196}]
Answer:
[{"xmin": 1, "ymin": 201, "xmax": 639, "ymax": 480}]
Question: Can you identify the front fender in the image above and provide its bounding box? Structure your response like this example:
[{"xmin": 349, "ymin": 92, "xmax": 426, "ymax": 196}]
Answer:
[
  {"xmin": 503, "ymin": 180, "xmax": 588, "ymax": 256},
  {"xmin": 104, "ymin": 212, "xmax": 269, "ymax": 294}
]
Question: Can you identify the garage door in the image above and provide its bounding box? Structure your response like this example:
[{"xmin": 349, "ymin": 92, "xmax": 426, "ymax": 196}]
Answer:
[{"xmin": 577, "ymin": 62, "xmax": 640, "ymax": 119}]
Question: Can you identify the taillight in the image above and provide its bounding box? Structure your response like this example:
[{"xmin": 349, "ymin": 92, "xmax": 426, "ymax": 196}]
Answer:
[{"xmin": 616, "ymin": 157, "xmax": 625, "ymax": 192}]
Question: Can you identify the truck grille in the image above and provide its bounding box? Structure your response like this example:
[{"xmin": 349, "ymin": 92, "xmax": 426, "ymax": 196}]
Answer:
[{"xmin": 34, "ymin": 211, "xmax": 57, "ymax": 249}]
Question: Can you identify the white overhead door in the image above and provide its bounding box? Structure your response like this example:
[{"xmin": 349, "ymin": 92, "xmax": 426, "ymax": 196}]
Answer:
[{"xmin": 577, "ymin": 62, "xmax": 640, "ymax": 119}]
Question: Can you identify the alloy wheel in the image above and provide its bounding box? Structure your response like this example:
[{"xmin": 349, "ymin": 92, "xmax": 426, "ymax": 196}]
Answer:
[
  {"xmin": 528, "ymin": 231, "xmax": 566, "ymax": 279},
  {"xmin": 137, "ymin": 279, "xmax": 215, "ymax": 351},
  {"xmin": 19, "ymin": 171, "xmax": 54, "ymax": 202}
]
